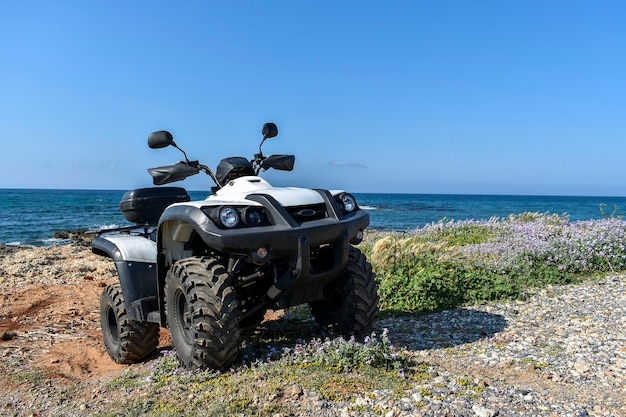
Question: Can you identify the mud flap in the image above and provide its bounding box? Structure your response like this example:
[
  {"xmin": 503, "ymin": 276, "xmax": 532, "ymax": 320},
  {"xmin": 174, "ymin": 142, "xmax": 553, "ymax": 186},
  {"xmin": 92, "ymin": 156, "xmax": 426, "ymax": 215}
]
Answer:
[{"xmin": 92, "ymin": 235, "xmax": 159, "ymax": 322}]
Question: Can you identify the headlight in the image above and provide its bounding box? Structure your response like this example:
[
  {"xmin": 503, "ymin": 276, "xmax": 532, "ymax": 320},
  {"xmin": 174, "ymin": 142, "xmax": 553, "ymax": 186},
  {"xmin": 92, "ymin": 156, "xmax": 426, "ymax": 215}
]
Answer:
[
  {"xmin": 208, "ymin": 206, "xmax": 267, "ymax": 228},
  {"xmin": 218, "ymin": 206, "xmax": 240, "ymax": 228},
  {"xmin": 242, "ymin": 207, "xmax": 264, "ymax": 226},
  {"xmin": 338, "ymin": 193, "xmax": 357, "ymax": 213}
]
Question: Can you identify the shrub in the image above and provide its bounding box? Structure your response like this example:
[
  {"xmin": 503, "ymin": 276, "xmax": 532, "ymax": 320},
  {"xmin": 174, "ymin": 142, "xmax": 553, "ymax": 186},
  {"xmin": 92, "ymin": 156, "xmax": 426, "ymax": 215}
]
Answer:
[{"xmin": 370, "ymin": 213, "xmax": 626, "ymax": 313}]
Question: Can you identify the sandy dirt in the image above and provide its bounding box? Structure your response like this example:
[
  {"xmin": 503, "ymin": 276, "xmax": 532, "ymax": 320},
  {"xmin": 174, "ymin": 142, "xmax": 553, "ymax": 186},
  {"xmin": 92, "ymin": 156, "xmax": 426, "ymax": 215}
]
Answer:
[{"xmin": 0, "ymin": 244, "xmax": 171, "ymax": 385}]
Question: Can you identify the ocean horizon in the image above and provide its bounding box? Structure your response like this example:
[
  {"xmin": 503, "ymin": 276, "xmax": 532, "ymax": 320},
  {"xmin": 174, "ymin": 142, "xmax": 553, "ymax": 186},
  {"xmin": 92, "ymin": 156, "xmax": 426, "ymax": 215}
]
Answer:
[{"xmin": 1, "ymin": 188, "xmax": 625, "ymax": 246}]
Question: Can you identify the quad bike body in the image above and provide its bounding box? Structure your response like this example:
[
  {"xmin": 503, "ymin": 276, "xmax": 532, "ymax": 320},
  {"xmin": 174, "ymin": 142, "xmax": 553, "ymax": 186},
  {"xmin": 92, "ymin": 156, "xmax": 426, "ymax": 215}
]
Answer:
[{"xmin": 92, "ymin": 123, "xmax": 379, "ymax": 369}]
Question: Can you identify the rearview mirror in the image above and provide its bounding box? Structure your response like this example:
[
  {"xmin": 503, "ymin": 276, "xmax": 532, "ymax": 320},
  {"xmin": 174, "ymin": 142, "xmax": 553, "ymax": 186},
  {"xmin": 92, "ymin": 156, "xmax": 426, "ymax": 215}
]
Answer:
[
  {"xmin": 148, "ymin": 130, "xmax": 174, "ymax": 149},
  {"xmin": 261, "ymin": 123, "xmax": 278, "ymax": 139}
]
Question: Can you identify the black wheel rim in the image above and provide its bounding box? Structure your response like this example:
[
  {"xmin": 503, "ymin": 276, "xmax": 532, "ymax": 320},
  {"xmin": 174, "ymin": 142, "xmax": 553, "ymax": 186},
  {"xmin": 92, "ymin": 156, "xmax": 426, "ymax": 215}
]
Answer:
[{"xmin": 175, "ymin": 289, "xmax": 193, "ymax": 345}]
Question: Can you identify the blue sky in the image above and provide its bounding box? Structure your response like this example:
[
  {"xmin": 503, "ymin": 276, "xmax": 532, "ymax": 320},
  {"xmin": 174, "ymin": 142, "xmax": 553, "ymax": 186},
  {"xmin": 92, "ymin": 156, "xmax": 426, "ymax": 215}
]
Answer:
[{"xmin": 1, "ymin": 1, "xmax": 625, "ymax": 196}]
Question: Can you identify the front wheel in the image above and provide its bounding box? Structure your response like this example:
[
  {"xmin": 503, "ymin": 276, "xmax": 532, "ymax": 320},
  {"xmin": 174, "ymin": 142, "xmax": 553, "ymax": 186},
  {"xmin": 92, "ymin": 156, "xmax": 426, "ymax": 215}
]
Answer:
[
  {"xmin": 164, "ymin": 256, "xmax": 241, "ymax": 369},
  {"xmin": 309, "ymin": 247, "xmax": 379, "ymax": 336},
  {"xmin": 100, "ymin": 283, "xmax": 159, "ymax": 364}
]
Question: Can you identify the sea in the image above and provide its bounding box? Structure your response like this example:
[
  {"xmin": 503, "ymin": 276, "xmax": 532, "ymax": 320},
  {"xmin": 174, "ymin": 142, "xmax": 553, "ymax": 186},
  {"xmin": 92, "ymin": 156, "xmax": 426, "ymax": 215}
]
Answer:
[{"xmin": 1, "ymin": 188, "xmax": 625, "ymax": 246}]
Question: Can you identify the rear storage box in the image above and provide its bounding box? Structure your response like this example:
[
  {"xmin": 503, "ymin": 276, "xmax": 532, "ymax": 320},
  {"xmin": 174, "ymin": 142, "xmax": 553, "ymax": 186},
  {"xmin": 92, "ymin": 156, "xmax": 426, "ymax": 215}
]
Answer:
[{"xmin": 120, "ymin": 187, "xmax": 190, "ymax": 225}]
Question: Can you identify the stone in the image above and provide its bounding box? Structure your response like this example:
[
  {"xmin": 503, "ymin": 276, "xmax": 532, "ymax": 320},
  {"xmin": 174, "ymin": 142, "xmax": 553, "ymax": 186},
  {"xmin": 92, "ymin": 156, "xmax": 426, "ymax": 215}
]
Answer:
[
  {"xmin": 472, "ymin": 404, "xmax": 497, "ymax": 417},
  {"xmin": 574, "ymin": 361, "xmax": 591, "ymax": 374}
]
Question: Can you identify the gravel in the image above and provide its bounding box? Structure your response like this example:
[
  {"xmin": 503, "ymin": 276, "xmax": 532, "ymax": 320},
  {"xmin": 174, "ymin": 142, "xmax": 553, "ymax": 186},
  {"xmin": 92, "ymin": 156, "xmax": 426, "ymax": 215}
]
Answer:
[{"xmin": 354, "ymin": 273, "xmax": 626, "ymax": 416}]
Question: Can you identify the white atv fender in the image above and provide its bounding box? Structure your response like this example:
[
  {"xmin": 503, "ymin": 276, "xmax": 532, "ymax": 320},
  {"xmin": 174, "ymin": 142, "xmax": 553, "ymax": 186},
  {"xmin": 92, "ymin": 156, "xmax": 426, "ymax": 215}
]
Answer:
[{"xmin": 92, "ymin": 234, "xmax": 160, "ymax": 322}]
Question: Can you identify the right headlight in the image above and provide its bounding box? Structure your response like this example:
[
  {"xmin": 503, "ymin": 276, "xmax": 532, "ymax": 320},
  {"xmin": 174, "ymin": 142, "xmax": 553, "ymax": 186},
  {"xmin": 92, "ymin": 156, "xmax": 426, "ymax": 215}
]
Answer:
[
  {"xmin": 337, "ymin": 193, "xmax": 358, "ymax": 213},
  {"xmin": 242, "ymin": 207, "xmax": 265, "ymax": 226}
]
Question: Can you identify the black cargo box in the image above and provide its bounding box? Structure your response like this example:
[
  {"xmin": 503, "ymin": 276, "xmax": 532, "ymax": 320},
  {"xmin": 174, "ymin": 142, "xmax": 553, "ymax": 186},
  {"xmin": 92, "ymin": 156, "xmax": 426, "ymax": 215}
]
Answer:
[{"xmin": 120, "ymin": 187, "xmax": 190, "ymax": 225}]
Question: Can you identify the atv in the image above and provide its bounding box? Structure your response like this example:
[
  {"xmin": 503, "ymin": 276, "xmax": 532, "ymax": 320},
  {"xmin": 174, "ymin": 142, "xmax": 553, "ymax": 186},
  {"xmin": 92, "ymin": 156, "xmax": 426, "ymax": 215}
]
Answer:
[{"xmin": 92, "ymin": 122, "xmax": 379, "ymax": 369}]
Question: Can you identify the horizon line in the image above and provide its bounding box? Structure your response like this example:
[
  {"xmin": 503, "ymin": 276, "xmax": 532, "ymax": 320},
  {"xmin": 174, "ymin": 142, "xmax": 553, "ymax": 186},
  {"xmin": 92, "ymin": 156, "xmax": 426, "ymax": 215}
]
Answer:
[{"xmin": 1, "ymin": 187, "xmax": 626, "ymax": 199}]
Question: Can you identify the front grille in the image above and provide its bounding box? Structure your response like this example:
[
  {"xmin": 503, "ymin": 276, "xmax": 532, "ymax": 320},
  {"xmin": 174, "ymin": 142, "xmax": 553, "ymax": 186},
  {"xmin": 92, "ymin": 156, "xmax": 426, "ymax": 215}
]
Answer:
[{"xmin": 285, "ymin": 203, "xmax": 327, "ymax": 223}]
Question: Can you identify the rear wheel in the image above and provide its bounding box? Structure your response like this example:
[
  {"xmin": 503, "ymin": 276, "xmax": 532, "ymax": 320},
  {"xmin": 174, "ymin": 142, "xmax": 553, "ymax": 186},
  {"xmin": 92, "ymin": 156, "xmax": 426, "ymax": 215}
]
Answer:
[
  {"xmin": 164, "ymin": 256, "xmax": 241, "ymax": 369},
  {"xmin": 309, "ymin": 247, "xmax": 379, "ymax": 336},
  {"xmin": 100, "ymin": 283, "xmax": 159, "ymax": 364}
]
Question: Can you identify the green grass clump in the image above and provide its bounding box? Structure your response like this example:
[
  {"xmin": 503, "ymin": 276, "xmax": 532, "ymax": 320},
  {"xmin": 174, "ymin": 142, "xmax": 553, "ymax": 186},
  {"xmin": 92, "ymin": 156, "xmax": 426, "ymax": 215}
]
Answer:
[
  {"xmin": 8, "ymin": 368, "xmax": 44, "ymax": 384},
  {"xmin": 280, "ymin": 328, "xmax": 410, "ymax": 374}
]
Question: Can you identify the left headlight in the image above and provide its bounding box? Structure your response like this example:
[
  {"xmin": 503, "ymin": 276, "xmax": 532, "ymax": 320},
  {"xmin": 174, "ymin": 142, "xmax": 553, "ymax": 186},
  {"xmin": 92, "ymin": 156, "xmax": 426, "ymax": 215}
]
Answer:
[{"xmin": 337, "ymin": 193, "xmax": 358, "ymax": 213}]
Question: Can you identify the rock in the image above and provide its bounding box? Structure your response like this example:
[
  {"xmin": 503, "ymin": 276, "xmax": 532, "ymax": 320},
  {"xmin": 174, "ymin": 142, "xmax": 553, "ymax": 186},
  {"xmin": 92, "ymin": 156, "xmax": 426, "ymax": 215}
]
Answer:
[
  {"xmin": 0, "ymin": 331, "xmax": 17, "ymax": 341},
  {"xmin": 282, "ymin": 384, "xmax": 303, "ymax": 400},
  {"xmin": 412, "ymin": 392, "xmax": 423, "ymax": 403},
  {"xmin": 574, "ymin": 360, "xmax": 591, "ymax": 374},
  {"xmin": 52, "ymin": 229, "xmax": 94, "ymax": 246},
  {"xmin": 472, "ymin": 404, "xmax": 497, "ymax": 417}
]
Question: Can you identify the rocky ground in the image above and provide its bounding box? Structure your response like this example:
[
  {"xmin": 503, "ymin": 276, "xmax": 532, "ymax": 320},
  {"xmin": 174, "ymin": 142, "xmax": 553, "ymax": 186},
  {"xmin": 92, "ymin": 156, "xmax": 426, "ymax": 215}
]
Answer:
[{"xmin": 0, "ymin": 243, "xmax": 625, "ymax": 416}]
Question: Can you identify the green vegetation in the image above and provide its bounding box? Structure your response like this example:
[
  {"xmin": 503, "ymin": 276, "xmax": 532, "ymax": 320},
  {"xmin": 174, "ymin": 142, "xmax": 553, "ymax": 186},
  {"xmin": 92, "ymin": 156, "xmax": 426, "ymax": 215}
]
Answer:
[
  {"xmin": 368, "ymin": 213, "xmax": 626, "ymax": 313},
  {"xmin": 8, "ymin": 368, "xmax": 44, "ymax": 384}
]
